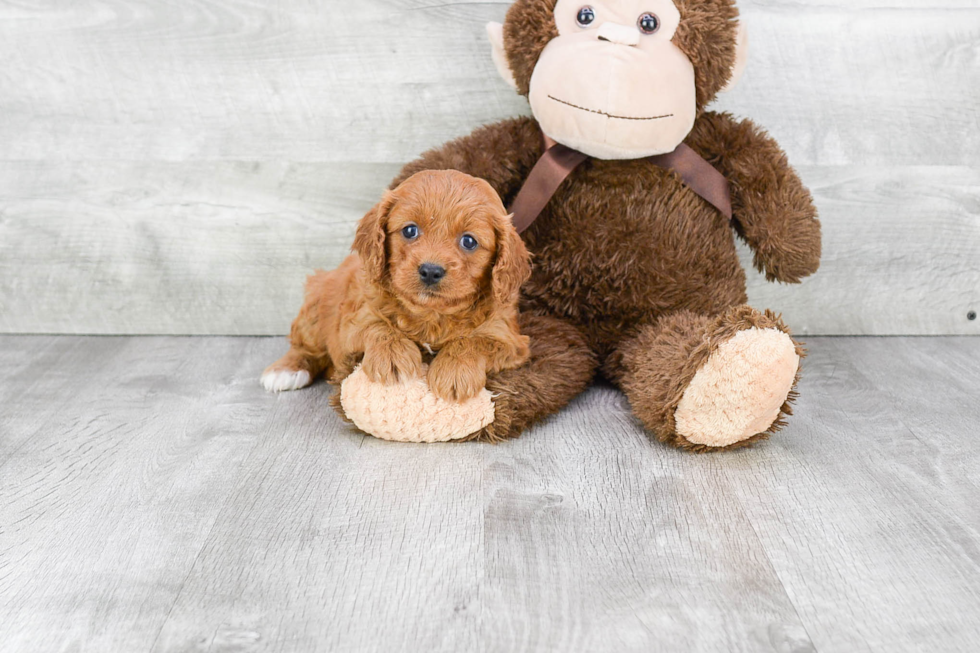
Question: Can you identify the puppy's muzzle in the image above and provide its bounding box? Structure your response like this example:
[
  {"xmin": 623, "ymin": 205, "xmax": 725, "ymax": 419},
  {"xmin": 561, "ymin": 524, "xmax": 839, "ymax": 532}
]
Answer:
[{"xmin": 418, "ymin": 263, "xmax": 446, "ymax": 287}]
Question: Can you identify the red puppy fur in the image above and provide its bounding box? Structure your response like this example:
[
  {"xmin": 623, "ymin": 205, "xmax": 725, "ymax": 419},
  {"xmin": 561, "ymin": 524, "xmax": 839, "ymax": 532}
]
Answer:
[{"xmin": 262, "ymin": 170, "xmax": 531, "ymax": 403}]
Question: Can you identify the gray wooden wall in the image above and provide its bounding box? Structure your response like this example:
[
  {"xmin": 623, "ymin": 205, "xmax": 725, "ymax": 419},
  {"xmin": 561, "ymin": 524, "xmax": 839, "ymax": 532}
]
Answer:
[{"xmin": 1, "ymin": 0, "xmax": 977, "ymax": 336}]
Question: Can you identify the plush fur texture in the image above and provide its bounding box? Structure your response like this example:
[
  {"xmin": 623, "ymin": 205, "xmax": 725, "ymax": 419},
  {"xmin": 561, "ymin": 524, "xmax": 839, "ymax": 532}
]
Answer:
[
  {"xmin": 357, "ymin": 0, "xmax": 819, "ymax": 450},
  {"xmin": 388, "ymin": 112, "xmax": 818, "ymax": 447},
  {"xmin": 609, "ymin": 306, "xmax": 804, "ymax": 452},
  {"xmin": 395, "ymin": 114, "xmax": 819, "ymax": 356},
  {"xmin": 503, "ymin": 0, "xmax": 740, "ymax": 109},
  {"xmin": 672, "ymin": 0, "xmax": 740, "ymax": 108},
  {"xmin": 502, "ymin": 0, "xmax": 559, "ymax": 95},
  {"xmin": 477, "ymin": 312, "xmax": 598, "ymax": 441},
  {"xmin": 264, "ymin": 170, "xmax": 531, "ymax": 407},
  {"xmin": 515, "ymin": 0, "xmax": 699, "ymax": 159}
]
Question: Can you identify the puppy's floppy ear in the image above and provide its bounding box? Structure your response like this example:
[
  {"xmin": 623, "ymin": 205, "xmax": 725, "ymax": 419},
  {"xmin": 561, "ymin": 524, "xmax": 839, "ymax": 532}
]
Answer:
[
  {"xmin": 352, "ymin": 191, "xmax": 396, "ymax": 285},
  {"xmin": 491, "ymin": 213, "xmax": 531, "ymax": 305}
]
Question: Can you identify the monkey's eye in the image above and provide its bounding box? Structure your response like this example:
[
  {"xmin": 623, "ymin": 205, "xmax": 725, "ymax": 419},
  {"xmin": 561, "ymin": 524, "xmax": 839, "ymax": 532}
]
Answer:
[
  {"xmin": 459, "ymin": 234, "xmax": 479, "ymax": 251},
  {"xmin": 638, "ymin": 13, "xmax": 660, "ymax": 34},
  {"xmin": 401, "ymin": 224, "xmax": 419, "ymax": 240},
  {"xmin": 576, "ymin": 6, "xmax": 596, "ymax": 27}
]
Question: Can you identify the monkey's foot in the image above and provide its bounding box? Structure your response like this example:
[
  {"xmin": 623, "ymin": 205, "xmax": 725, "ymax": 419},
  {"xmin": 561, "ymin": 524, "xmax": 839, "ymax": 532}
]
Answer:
[
  {"xmin": 339, "ymin": 365, "xmax": 495, "ymax": 443},
  {"xmin": 674, "ymin": 326, "xmax": 800, "ymax": 449}
]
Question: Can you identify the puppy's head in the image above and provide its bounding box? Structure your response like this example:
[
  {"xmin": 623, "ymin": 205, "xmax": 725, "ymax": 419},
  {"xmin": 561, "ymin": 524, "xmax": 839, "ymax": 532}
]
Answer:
[{"xmin": 353, "ymin": 170, "xmax": 530, "ymax": 312}]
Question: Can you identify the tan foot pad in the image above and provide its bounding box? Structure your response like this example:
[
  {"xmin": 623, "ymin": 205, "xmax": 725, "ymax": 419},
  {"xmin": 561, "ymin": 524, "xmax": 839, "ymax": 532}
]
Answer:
[
  {"xmin": 675, "ymin": 328, "xmax": 799, "ymax": 448},
  {"xmin": 340, "ymin": 365, "xmax": 496, "ymax": 443}
]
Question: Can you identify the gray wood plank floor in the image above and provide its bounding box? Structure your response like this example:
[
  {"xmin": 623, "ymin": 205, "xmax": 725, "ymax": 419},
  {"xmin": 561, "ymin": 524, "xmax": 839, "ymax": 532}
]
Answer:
[{"xmin": 1, "ymin": 336, "xmax": 979, "ymax": 652}]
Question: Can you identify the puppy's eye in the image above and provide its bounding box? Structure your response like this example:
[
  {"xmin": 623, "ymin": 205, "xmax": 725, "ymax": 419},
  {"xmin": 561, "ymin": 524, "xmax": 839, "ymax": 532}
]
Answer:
[
  {"xmin": 576, "ymin": 6, "xmax": 595, "ymax": 27},
  {"xmin": 401, "ymin": 224, "xmax": 419, "ymax": 240},
  {"xmin": 459, "ymin": 234, "xmax": 479, "ymax": 251},
  {"xmin": 638, "ymin": 13, "xmax": 660, "ymax": 34}
]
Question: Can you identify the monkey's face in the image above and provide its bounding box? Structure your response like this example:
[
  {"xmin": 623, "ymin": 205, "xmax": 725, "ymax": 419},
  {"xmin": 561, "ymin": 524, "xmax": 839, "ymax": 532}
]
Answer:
[{"xmin": 528, "ymin": 0, "xmax": 696, "ymax": 159}]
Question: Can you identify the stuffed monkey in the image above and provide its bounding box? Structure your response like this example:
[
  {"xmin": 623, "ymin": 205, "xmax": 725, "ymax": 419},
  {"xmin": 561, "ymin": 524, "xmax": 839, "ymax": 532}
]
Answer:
[{"xmin": 342, "ymin": 0, "xmax": 821, "ymax": 450}]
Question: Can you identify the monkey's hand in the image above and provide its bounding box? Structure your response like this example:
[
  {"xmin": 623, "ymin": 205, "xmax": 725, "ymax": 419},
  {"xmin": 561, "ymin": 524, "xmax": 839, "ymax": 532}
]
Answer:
[
  {"xmin": 687, "ymin": 112, "xmax": 823, "ymax": 284},
  {"xmin": 427, "ymin": 343, "xmax": 488, "ymax": 403},
  {"xmin": 361, "ymin": 337, "xmax": 423, "ymax": 385},
  {"xmin": 744, "ymin": 205, "xmax": 822, "ymax": 284}
]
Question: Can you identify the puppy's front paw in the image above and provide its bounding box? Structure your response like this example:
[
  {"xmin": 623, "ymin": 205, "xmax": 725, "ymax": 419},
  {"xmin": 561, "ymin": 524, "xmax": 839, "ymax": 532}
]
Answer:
[
  {"xmin": 362, "ymin": 338, "xmax": 423, "ymax": 384},
  {"xmin": 261, "ymin": 368, "xmax": 312, "ymax": 393},
  {"xmin": 428, "ymin": 353, "xmax": 487, "ymax": 403}
]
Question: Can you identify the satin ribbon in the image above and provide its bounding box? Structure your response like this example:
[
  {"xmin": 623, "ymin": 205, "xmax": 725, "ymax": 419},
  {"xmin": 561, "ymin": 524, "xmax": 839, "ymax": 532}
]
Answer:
[{"xmin": 509, "ymin": 136, "xmax": 733, "ymax": 234}]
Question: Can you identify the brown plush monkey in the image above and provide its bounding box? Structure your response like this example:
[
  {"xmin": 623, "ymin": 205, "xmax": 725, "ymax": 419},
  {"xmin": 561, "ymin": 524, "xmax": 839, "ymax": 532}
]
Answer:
[{"xmin": 384, "ymin": 0, "xmax": 821, "ymax": 450}]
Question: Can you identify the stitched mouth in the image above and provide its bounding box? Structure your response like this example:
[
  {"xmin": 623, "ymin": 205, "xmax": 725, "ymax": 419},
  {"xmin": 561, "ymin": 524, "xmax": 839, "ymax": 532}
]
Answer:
[{"xmin": 548, "ymin": 95, "xmax": 673, "ymax": 121}]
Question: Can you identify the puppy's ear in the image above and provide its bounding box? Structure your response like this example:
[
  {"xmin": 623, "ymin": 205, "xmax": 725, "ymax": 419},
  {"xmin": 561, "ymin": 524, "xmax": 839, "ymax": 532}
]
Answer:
[
  {"xmin": 352, "ymin": 191, "xmax": 396, "ymax": 285},
  {"xmin": 492, "ymin": 213, "xmax": 531, "ymax": 305}
]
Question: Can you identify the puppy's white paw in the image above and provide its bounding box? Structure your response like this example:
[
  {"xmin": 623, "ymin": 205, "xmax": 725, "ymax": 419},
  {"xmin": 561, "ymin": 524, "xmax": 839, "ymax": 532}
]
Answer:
[{"xmin": 261, "ymin": 369, "xmax": 312, "ymax": 393}]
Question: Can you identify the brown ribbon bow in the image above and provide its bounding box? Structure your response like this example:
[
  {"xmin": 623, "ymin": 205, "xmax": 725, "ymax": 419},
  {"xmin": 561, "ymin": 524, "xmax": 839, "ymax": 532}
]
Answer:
[{"xmin": 508, "ymin": 137, "xmax": 733, "ymax": 234}]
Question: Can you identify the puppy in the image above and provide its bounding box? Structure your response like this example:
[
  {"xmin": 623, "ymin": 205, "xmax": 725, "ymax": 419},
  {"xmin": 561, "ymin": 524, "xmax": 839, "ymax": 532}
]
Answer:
[{"xmin": 262, "ymin": 170, "xmax": 531, "ymax": 402}]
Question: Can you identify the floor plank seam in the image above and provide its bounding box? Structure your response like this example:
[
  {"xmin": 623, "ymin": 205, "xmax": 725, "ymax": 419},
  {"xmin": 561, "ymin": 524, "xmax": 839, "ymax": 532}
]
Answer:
[{"xmin": 721, "ymin": 460, "xmax": 822, "ymax": 653}]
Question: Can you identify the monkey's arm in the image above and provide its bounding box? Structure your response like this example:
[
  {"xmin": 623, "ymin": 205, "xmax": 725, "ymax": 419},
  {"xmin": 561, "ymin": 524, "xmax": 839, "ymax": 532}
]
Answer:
[
  {"xmin": 686, "ymin": 111, "xmax": 822, "ymax": 284},
  {"xmin": 390, "ymin": 117, "xmax": 545, "ymax": 205}
]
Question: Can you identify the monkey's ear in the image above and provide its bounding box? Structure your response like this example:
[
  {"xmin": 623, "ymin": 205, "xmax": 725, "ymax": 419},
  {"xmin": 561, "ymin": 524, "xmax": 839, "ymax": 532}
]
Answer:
[
  {"xmin": 486, "ymin": 22, "xmax": 518, "ymax": 92},
  {"xmin": 720, "ymin": 19, "xmax": 749, "ymax": 93}
]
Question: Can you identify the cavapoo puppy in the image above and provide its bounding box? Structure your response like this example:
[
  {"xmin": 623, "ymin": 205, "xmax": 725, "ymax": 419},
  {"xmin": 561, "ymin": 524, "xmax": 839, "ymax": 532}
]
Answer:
[{"xmin": 262, "ymin": 170, "xmax": 531, "ymax": 402}]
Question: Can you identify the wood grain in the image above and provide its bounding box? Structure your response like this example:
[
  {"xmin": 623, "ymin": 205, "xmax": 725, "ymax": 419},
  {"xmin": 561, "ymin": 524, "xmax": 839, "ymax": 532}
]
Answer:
[
  {"xmin": 715, "ymin": 3, "xmax": 980, "ymax": 167},
  {"xmin": 0, "ymin": 0, "xmax": 976, "ymax": 166},
  {"xmin": 741, "ymin": 165, "xmax": 980, "ymax": 336},
  {"xmin": 715, "ymin": 337, "xmax": 980, "ymax": 652},
  {"xmin": 0, "ymin": 337, "xmax": 287, "ymax": 652},
  {"xmin": 0, "ymin": 0, "xmax": 977, "ymax": 336},
  {"xmin": 0, "ymin": 161, "xmax": 397, "ymax": 335},
  {"xmin": 1, "ymin": 163, "xmax": 977, "ymax": 336},
  {"xmin": 2, "ymin": 335, "xmax": 980, "ymax": 652},
  {"xmin": 477, "ymin": 389, "xmax": 814, "ymax": 652}
]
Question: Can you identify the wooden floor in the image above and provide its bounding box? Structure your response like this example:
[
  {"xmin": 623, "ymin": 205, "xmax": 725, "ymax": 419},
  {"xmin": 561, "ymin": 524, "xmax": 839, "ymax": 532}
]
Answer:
[{"xmin": 1, "ymin": 336, "xmax": 979, "ymax": 653}]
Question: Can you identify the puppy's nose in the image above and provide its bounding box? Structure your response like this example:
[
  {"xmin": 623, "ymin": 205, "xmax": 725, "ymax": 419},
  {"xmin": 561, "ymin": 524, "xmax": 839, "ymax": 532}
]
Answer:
[{"xmin": 418, "ymin": 263, "xmax": 446, "ymax": 286}]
